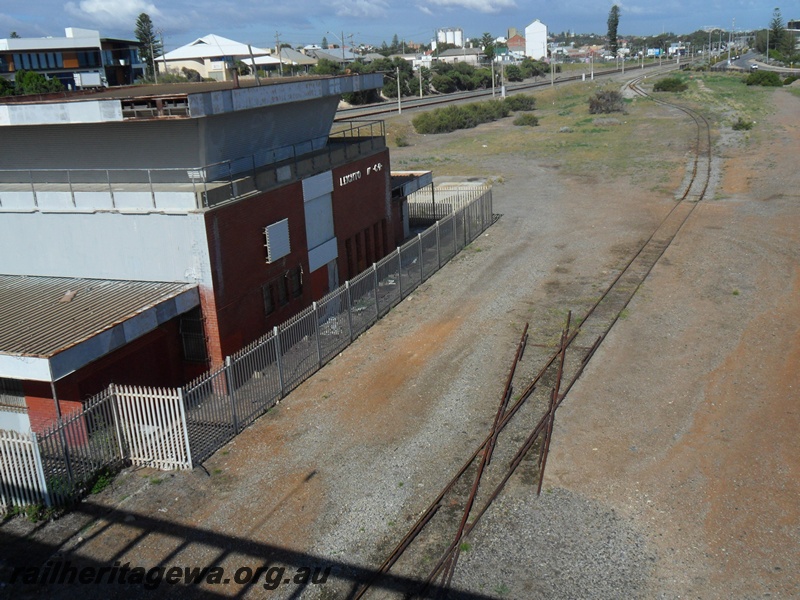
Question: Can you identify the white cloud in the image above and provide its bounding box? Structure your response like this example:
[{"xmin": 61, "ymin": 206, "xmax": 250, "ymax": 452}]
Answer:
[
  {"xmin": 416, "ymin": 4, "xmax": 434, "ymax": 16},
  {"xmin": 64, "ymin": 0, "xmax": 161, "ymax": 29},
  {"xmin": 426, "ymin": 0, "xmax": 516, "ymax": 13},
  {"xmin": 333, "ymin": 0, "xmax": 389, "ymax": 19}
]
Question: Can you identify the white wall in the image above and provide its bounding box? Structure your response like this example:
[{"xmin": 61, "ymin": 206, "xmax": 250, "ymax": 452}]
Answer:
[
  {"xmin": 0, "ymin": 211, "xmax": 212, "ymax": 284},
  {"xmin": 525, "ymin": 21, "xmax": 548, "ymax": 60}
]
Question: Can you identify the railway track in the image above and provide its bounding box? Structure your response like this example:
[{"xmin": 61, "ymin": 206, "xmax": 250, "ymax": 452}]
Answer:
[
  {"xmin": 335, "ymin": 59, "xmax": 685, "ymax": 121},
  {"xmin": 349, "ymin": 73, "xmax": 713, "ymax": 599}
]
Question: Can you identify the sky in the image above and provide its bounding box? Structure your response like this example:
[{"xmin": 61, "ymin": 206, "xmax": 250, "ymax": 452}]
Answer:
[{"xmin": 0, "ymin": 0, "xmax": 792, "ymax": 52}]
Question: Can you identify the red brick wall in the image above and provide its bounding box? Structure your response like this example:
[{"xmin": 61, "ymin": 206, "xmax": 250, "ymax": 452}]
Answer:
[
  {"xmin": 23, "ymin": 319, "xmax": 188, "ymax": 433},
  {"xmin": 204, "ymin": 183, "xmax": 311, "ymax": 359},
  {"xmin": 332, "ymin": 149, "xmax": 393, "ymax": 279}
]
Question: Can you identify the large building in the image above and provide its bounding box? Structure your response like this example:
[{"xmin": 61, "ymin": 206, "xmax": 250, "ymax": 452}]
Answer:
[
  {"xmin": 0, "ymin": 74, "xmax": 425, "ymax": 433},
  {"xmin": 525, "ymin": 20, "xmax": 548, "ymax": 60},
  {"xmin": 0, "ymin": 28, "xmax": 145, "ymax": 88}
]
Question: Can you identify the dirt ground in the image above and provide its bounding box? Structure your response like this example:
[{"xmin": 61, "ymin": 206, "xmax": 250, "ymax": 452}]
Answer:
[
  {"xmin": 546, "ymin": 87, "xmax": 800, "ymax": 598},
  {"xmin": 1, "ymin": 80, "xmax": 798, "ymax": 600}
]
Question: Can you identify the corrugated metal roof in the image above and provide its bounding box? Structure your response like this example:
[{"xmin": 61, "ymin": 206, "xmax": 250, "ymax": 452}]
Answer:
[{"xmin": 0, "ymin": 275, "xmax": 197, "ymax": 358}]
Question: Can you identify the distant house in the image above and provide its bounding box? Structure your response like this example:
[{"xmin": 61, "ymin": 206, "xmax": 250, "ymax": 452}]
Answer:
[
  {"xmin": 507, "ymin": 34, "xmax": 526, "ymax": 58},
  {"xmin": 525, "ymin": 20, "xmax": 548, "ymax": 60},
  {"xmin": 156, "ymin": 34, "xmax": 270, "ymax": 81},
  {"xmin": 305, "ymin": 47, "xmax": 359, "ymax": 65},
  {"xmin": 279, "ymin": 48, "xmax": 318, "ymax": 73},
  {"xmin": 435, "ymin": 47, "xmax": 484, "ymax": 66}
]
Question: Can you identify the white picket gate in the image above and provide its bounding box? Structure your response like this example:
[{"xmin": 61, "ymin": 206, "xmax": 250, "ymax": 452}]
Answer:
[
  {"xmin": 0, "ymin": 429, "xmax": 49, "ymax": 512},
  {"xmin": 113, "ymin": 385, "xmax": 192, "ymax": 470}
]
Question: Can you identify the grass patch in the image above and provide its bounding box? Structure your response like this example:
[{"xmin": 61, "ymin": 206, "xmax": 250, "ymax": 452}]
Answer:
[{"xmin": 89, "ymin": 468, "xmax": 117, "ymax": 495}]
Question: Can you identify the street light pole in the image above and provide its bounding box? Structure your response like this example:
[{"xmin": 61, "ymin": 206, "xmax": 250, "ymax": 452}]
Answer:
[{"xmin": 397, "ymin": 66, "xmax": 401, "ymax": 114}]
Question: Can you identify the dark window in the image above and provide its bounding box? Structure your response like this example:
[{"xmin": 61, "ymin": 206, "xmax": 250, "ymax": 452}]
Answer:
[
  {"xmin": 179, "ymin": 308, "xmax": 208, "ymax": 363},
  {"xmin": 289, "ymin": 266, "xmax": 303, "ymax": 298},
  {"xmin": 276, "ymin": 276, "xmax": 288, "ymax": 306},
  {"xmin": 263, "ymin": 283, "xmax": 275, "ymax": 316}
]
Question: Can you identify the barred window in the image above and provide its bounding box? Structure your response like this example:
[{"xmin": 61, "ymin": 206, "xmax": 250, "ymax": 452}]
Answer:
[
  {"xmin": 288, "ymin": 266, "xmax": 303, "ymax": 299},
  {"xmin": 0, "ymin": 378, "xmax": 26, "ymax": 412},
  {"xmin": 179, "ymin": 308, "xmax": 208, "ymax": 363}
]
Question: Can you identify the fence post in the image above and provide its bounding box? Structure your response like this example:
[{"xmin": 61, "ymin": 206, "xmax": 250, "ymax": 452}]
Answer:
[
  {"xmin": 372, "ymin": 263, "xmax": 379, "ymax": 315},
  {"xmin": 177, "ymin": 388, "xmax": 193, "ymax": 468},
  {"xmin": 436, "ymin": 221, "xmax": 442, "ymax": 270},
  {"xmin": 30, "ymin": 432, "xmax": 52, "ymax": 508},
  {"xmin": 417, "ymin": 233, "xmax": 425, "ymax": 285},
  {"xmin": 225, "ymin": 357, "xmax": 240, "ymax": 433},
  {"xmin": 396, "ymin": 248, "xmax": 403, "ymax": 298},
  {"xmin": 345, "ymin": 281, "xmax": 354, "ymax": 342},
  {"xmin": 273, "ymin": 326, "xmax": 285, "ymax": 398},
  {"xmin": 313, "ymin": 302, "xmax": 323, "ymax": 368},
  {"xmin": 109, "ymin": 384, "xmax": 127, "ymax": 461},
  {"xmin": 454, "ymin": 214, "xmax": 458, "ymax": 256}
]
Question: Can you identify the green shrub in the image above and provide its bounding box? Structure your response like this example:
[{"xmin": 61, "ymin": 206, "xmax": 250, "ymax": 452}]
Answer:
[
  {"xmin": 412, "ymin": 100, "xmax": 510, "ymax": 134},
  {"xmin": 504, "ymin": 64, "xmax": 523, "ymax": 82},
  {"xmin": 732, "ymin": 117, "xmax": 753, "ymax": 131},
  {"xmin": 588, "ymin": 90, "xmax": 624, "ymax": 114},
  {"xmin": 653, "ymin": 76, "xmax": 688, "ymax": 92},
  {"xmin": 504, "ymin": 95, "xmax": 536, "ymax": 111},
  {"xmin": 783, "ymin": 75, "xmax": 799, "ymax": 86},
  {"xmin": 745, "ymin": 71, "xmax": 782, "ymax": 87},
  {"xmin": 513, "ymin": 114, "xmax": 539, "ymax": 127}
]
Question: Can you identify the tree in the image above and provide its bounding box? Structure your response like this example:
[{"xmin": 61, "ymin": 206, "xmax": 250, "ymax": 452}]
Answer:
[
  {"xmin": 135, "ymin": 13, "xmax": 162, "ymax": 80},
  {"xmin": 311, "ymin": 58, "xmax": 342, "ymax": 75},
  {"xmin": 0, "ymin": 77, "xmax": 15, "ymax": 96},
  {"xmin": 13, "ymin": 70, "xmax": 63, "ymax": 95},
  {"xmin": 10, "ymin": 31, "xmax": 21, "ymax": 39},
  {"xmin": 607, "ymin": 5, "xmax": 620, "ymax": 55},
  {"xmin": 769, "ymin": 8, "xmax": 785, "ymax": 53},
  {"xmin": 480, "ymin": 32, "xmax": 496, "ymax": 62}
]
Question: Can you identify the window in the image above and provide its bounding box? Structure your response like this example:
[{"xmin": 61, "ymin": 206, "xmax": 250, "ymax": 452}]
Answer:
[
  {"xmin": 276, "ymin": 276, "xmax": 288, "ymax": 307},
  {"xmin": 288, "ymin": 266, "xmax": 303, "ymax": 299},
  {"xmin": 263, "ymin": 283, "xmax": 275, "ymax": 316},
  {"xmin": 179, "ymin": 308, "xmax": 208, "ymax": 363},
  {"xmin": 0, "ymin": 378, "xmax": 26, "ymax": 412}
]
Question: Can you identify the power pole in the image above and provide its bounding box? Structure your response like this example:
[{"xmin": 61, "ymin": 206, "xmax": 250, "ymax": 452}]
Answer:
[{"xmin": 275, "ymin": 32, "xmax": 284, "ymax": 76}]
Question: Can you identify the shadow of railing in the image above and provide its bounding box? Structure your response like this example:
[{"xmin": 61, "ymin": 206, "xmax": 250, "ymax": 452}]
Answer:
[{"xmin": 0, "ymin": 499, "xmax": 496, "ymax": 599}]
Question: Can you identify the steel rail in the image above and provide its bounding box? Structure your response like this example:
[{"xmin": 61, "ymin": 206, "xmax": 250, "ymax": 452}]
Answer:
[{"xmin": 355, "ymin": 71, "xmax": 714, "ymax": 599}]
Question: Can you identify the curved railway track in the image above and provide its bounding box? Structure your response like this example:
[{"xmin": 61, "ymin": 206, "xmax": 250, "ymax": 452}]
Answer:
[{"xmin": 350, "ymin": 73, "xmax": 714, "ymax": 600}]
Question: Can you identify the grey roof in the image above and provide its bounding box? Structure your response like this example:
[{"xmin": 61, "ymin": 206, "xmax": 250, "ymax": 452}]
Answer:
[
  {"xmin": 437, "ymin": 48, "xmax": 485, "ymax": 57},
  {"xmin": 0, "ymin": 275, "xmax": 197, "ymax": 358},
  {"xmin": 308, "ymin": 48, "xmax": 360, "ymax": 63},
  {"xmin": 280, "ymin": 48, "xmax": 317, "ymax": 66}
]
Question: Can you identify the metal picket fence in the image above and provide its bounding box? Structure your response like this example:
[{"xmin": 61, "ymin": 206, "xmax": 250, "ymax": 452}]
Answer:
[
  {"xmin": 179, "ymin": 184, "xmax": 493, "ymax": 466},
  {"xmin": 1, "ymin": 185, "xmax": 494, "ymax": 510}
]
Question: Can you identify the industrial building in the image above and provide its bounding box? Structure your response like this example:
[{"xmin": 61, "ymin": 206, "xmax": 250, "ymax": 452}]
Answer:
[{"xmin": 0, "ymin": 74, "xmax": 428, "ymax": 433}]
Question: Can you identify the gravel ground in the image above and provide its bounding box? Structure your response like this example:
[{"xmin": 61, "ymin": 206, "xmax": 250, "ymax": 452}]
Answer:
[{"xmin": 2, "ymin": 80, "xmax": 797, "ymax": 600}]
